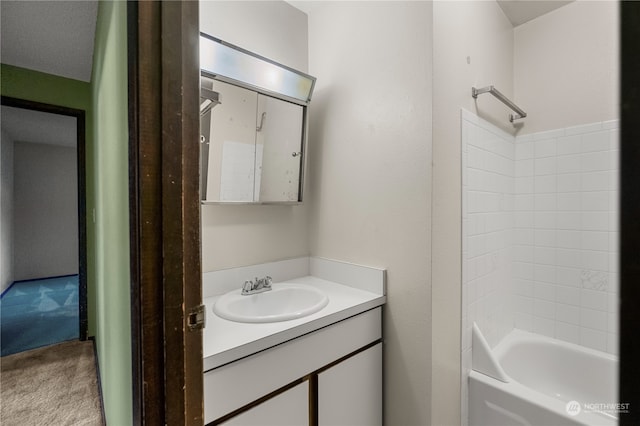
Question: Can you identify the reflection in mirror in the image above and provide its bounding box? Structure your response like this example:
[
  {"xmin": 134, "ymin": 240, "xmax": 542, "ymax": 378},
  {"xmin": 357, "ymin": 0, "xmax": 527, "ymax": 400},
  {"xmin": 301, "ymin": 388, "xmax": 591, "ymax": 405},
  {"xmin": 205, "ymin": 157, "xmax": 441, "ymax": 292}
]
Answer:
[
  {"xmin": 199, "ymin": 35, "xmax": 315, "ymax": 204},
  {"xmin": 202, "ymin": 78, "xmax": 258, "ymax": 202},
  {"xmin": 256, "ymin": 94, "xmax": 304, "ymax": 202}
]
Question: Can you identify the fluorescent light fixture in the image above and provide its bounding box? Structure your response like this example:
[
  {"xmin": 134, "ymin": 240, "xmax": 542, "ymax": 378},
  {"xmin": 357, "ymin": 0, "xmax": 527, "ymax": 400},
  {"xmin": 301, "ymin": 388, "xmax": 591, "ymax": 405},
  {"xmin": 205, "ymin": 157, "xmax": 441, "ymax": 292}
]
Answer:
[{"xmin": 200, "ymin": 33, "xmax": 315, "ymax": 105}]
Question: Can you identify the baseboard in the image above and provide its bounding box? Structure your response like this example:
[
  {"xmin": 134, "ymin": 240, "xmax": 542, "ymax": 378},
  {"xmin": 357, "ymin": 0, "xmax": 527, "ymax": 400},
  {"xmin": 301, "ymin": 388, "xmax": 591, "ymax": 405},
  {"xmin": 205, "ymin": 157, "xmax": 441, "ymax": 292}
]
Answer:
[
  {"xmin": 12, "ymin": 273, "xmax": 79, "ymax": 284},
  {"xmin": 0, "ymin": 281, "xmax": 17, "ymax": 299}
]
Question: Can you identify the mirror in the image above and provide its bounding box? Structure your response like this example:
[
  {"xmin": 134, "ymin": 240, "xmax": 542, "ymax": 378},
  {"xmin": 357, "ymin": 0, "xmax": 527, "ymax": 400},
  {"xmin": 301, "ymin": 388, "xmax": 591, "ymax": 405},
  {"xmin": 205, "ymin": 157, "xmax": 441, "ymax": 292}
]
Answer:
[{"xmin": 199, "ymin": 35, "xmax": 315, "ymax": 204}]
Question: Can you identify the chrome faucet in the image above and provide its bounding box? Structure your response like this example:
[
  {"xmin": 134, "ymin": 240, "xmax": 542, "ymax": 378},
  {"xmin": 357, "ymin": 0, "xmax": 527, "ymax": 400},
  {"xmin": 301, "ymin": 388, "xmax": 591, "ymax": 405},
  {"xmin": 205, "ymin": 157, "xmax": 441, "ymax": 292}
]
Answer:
[{"xmin": 241, "ymin": 275, "xmax": 273, "ymax": 295}]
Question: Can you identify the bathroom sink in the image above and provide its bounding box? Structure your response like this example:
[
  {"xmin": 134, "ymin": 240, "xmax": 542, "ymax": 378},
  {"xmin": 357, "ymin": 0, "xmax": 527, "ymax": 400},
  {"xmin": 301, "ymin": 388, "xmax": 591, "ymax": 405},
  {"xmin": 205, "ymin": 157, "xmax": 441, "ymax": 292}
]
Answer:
[{"xmin": 213, "ymin": 283, "xmax": 329, "ymax": 323}]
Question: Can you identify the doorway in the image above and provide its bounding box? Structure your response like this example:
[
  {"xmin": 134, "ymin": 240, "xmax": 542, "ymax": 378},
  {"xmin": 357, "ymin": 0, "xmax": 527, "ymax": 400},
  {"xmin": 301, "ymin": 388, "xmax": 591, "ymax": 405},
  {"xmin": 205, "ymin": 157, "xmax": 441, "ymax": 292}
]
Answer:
[{"xmin": 0, "ymin": 96, "xmax": 88, "ymax": 356}]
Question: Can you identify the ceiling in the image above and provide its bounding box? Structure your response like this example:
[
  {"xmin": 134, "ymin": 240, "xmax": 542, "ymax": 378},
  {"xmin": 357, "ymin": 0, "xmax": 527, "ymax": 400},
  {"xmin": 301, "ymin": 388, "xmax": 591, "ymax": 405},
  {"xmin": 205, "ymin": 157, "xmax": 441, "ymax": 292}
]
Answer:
[
  {"xmin": 497, "ymin": 0, "xmax": 574, "ymax": 27},
  {"xmin": 1, "ymin": 106, "xmax": 77, "ymax": 148},
  {"xmin": 289, "ymin": 1, "xmax": 574, "ymax": 28},
  {"xmin": 0, "ymin": 1, "xmax": 98, "ymax": 82}
]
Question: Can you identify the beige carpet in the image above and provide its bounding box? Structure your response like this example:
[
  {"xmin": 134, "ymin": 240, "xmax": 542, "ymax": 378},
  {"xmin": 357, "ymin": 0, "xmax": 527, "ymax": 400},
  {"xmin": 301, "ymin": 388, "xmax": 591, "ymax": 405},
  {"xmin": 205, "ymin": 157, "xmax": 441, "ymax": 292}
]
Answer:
[{"xmin": 1, "ymin": 340, "xmax": 104, "ymax": 426}]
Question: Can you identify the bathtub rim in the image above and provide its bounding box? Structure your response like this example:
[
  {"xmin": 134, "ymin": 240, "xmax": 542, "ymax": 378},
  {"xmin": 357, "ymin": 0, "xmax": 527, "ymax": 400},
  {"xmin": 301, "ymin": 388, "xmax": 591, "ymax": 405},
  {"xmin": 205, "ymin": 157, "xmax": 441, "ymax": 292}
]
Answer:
[
  {"xmin": 469, "ymin": 369, "xmax": 617, "ymax": 426},
  {"xmin": 492, "ymin": 328, "xmax": 619, "ymax": 365}
]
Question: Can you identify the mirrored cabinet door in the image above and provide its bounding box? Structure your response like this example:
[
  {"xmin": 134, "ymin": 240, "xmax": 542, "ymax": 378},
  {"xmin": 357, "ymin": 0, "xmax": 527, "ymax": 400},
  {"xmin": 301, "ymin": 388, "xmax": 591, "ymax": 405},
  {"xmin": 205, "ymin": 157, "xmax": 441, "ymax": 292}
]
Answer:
[
  {"xmin": 201, "ymin": 78, "xmax": 307, "ymax": 204},
  {"xmin": 205, "ymin": 79, "xmax": 258, "ymax": 202},
  {"xmin": 255, "ymin": 95, "xmax": 304, "ymax": 203}
]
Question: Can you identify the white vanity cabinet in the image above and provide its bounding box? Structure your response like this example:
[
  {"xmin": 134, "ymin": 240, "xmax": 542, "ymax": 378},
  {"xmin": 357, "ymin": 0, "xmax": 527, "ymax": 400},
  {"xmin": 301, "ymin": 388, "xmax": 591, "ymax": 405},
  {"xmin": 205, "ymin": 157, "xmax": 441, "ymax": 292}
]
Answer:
[
  {"xmin": 220, "ymin": 382, "xmax": 309, "ymax": 426},
  {"xmin": 318, "ymin": 343, "xmax": 383, "ymax": 426},
  {"xmin": 204, "ymin": 308, "xmax": 382, "ymax": 425}
]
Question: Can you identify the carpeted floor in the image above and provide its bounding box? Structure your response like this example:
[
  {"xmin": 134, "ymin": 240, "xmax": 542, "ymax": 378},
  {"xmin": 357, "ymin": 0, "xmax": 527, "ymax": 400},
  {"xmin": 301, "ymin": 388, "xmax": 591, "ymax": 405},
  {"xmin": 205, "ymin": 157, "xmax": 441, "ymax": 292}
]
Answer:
[
  {"xmin": 0, "ymin": 275, "xmax": 79, "ymax": 356},
  {"xmin": 0, "ymin": 340, "xmax": 103, "ymax": 425}
]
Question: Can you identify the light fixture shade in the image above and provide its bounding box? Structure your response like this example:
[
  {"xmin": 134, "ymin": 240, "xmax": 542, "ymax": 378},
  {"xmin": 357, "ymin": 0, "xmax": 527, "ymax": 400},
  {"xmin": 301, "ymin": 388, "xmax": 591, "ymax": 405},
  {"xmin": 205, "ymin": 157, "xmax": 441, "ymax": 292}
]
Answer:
[{"xmin": 200, "ymin": 34, "xmax": 315, "ymax": 104}]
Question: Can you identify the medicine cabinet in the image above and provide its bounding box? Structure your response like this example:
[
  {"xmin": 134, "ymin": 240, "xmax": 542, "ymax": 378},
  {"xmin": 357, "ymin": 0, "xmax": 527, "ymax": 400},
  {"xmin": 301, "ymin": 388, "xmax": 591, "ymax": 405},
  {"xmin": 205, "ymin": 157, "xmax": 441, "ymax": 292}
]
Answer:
[{"xmin": 199, "ymin": 34, "xmax": 316, "ymax": 204}]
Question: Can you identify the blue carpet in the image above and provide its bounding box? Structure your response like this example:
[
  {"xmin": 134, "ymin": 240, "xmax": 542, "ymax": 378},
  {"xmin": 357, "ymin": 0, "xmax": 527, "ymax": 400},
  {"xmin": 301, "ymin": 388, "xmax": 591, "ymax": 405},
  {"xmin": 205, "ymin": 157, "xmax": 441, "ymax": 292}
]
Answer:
[{"xmin": 1, "ymin": 275, "xmax": 79, "ymax": 357}]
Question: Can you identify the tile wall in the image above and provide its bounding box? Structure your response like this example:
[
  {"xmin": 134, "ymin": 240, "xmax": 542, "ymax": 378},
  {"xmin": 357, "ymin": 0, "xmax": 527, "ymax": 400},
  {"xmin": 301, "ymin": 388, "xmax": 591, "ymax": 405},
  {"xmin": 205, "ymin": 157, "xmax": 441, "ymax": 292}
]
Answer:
[
  {"xmin": 460, "ymin": 110, "xmax": 619, "ymax": 424},
  {"xmin": 512, "ymin": 120, "xmax": 619, "ymax": 354},
  {"xmin": 461, "ymin": 109, "xmax": 515, "ymax": 424}
]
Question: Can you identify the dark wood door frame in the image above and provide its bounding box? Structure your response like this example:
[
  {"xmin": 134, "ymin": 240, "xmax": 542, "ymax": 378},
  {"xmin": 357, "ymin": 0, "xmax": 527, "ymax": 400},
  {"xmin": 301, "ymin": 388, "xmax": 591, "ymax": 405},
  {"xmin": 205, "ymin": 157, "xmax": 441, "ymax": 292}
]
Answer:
[
  {"xmin": 128, "ymin": 1, "xmax": 204, "ymax": 424},
  {"xmin": 0, "ymin": 95, "xmax": 88, "ymax": 341}
]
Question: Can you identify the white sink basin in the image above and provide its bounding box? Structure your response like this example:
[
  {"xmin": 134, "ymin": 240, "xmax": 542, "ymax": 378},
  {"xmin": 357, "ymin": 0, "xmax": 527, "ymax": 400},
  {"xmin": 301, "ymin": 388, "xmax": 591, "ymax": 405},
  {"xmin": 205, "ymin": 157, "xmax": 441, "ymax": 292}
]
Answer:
[{"xmin": 213, "ymin": 283, "xmax": 329, "ymax": 323}]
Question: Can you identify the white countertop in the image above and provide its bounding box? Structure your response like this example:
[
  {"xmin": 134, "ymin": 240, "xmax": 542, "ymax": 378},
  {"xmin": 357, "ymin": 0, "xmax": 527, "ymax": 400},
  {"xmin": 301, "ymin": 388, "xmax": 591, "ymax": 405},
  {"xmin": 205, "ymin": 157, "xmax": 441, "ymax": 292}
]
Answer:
[{"xmin": 203, "ymin": 275, "xmax": 386, "ymax": 371}]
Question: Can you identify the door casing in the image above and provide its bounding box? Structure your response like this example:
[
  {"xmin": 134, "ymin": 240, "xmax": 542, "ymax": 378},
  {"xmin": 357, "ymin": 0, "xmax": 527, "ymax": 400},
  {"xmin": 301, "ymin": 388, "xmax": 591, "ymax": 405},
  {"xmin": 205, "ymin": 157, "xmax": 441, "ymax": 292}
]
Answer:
[
  {"xmin": 0, "ymin": 95, "xmax": 89, "ymax": 341},
  {"xmin": 127, "ymin": 1, "xmax": 204, "ymax": 424}
]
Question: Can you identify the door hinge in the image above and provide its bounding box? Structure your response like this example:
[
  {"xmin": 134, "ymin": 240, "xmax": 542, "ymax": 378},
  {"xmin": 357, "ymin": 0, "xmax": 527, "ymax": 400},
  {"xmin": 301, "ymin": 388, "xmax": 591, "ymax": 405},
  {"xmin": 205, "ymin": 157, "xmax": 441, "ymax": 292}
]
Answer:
[{"xmin": 187, "ymin": 304, "xmax": 206, "ymax": 331}]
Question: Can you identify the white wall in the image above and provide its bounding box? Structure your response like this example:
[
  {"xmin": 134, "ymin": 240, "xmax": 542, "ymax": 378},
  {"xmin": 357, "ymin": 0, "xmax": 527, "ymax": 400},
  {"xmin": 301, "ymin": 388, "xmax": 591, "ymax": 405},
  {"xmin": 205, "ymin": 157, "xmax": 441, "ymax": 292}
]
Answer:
[
  {"xmin": 432, "ymin": 2, "xmax": 514, "ymax": 424},
  {"xmin": 302, "ymin": 2, "xmax": 433, "ymax": 424},
  {"xmin": 1, "ymin": 130, "xmax": 14, "ymax": 293},
  {"xmin": 199, "ymin": 0, "xmax": 311, "ymax": 272},
  {"xmin": 200, "ymin": 1, "xmax": 308, "ymax": 73},
  {"xmin": 13, "ymin": 141, "xmax": 78, "ymax": 280},
  {"xmin": 514, "ymin": 0, "xmax": 619, "ymax": 134},
  {"xmin": 511, "ymin": 0, "xmax": 620, "ymax": 354}
]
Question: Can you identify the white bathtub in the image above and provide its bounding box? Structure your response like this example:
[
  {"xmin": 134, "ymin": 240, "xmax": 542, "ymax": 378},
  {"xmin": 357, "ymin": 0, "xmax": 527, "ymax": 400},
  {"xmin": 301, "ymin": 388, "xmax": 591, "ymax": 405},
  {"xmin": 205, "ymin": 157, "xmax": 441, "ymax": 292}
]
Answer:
[{"xmin": 469, "ymin": 328, "xmax": 619, "ymax": 426}]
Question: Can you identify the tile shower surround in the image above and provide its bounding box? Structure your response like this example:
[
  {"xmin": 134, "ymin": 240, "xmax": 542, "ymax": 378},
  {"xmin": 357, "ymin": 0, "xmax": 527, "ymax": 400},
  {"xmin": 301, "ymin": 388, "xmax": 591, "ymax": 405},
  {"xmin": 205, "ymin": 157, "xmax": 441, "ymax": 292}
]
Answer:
[
  {"xmin": 460, "ymin": 109, "xmax": 619, "ymax": 423},
  {"xmin": 511, "ymin": 120, "xmax": 618, "ymax": 354}
]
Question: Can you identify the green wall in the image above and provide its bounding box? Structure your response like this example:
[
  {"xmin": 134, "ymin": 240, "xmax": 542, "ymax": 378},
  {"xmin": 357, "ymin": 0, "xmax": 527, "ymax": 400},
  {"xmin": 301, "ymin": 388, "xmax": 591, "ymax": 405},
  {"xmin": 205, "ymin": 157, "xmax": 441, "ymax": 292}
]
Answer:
[
  {"xmin": 91, "ymin": 0, "xmax": 132, "ymax": 424},
  {"xmin": 0, "ymin": 64, "xmax": 97, "ymax": 337},
  {"xmin": 2, "ymin": 1, "xmax": 132, "ymax": 423}
]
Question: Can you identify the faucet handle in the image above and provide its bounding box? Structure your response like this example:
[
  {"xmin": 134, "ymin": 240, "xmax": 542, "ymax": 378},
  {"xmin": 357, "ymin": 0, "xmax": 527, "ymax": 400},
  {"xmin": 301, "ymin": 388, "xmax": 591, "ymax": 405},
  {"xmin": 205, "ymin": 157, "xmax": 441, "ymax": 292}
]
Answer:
[
  {"xmin": 264, "ymin": 276, "xmax": 272, "ymax": 288},
  {"xmin": 242, "ymin": 280, "xmax": 253, "ymax": 294}
]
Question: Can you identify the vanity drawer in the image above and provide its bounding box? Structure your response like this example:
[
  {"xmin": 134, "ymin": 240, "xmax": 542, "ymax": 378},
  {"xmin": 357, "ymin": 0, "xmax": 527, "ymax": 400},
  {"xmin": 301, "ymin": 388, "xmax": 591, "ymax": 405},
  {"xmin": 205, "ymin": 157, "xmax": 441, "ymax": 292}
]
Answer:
[{"xmin": 204, "ymin": 307, "xmax": 381, "ymax": 423}]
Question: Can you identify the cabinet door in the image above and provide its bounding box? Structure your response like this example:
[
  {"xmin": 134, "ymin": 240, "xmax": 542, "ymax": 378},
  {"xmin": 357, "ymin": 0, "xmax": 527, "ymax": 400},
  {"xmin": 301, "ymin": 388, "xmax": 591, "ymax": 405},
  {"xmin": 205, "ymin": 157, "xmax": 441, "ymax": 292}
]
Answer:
[
  {"xmin": 318, "ymin": 343, "xmax": 383, "ymax": 426},
  {"xmin": 221, "ymin": 382, "xmax": 309, "ymax": 426},
  {"xmin": 255, "ymin": 94, "xmax": 304, "ymax": 202},
  {"xmin": 207, "ymin": 79, "xmax": 258, "ymax": 202}
]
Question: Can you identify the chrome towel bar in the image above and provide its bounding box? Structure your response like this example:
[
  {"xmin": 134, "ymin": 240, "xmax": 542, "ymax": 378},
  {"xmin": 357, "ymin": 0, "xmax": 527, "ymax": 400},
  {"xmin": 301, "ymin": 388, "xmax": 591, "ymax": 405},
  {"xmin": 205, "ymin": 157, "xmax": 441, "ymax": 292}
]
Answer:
[{"xmin": 472, "ymin": 85, "xmax": 527, "ymax": 123}]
